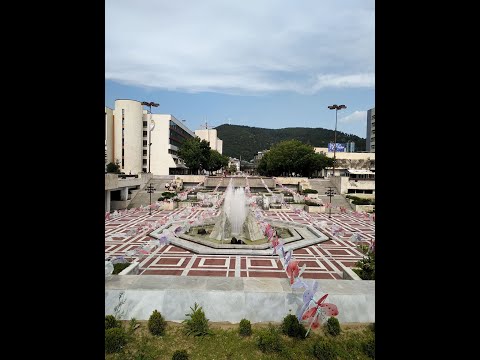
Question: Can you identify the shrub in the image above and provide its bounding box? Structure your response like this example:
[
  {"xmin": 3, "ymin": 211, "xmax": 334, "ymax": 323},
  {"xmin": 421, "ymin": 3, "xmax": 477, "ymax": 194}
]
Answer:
[
  {"xmin": 148, "ymin": 310, "xmax": 167, "ymax": 336},
  {"xmin": 172, "ymin": 350, "xmax": 189, "ymax": 360},
  {"xmin": 325, "ymin": 317, "xmax": 341, "ymax": 336},
  {"xmin": 127, "ymin": 317, "xmax": 139, "ymax": 335},
  {"xmin": 370, "ymin": 322, "xmax": 375, "ymax": 333},
  {"xmin": 105, "ymin": 315, "xmax": 121, "ymax": 330},
  {"xmin": 281, "ymin": 314, "xmax": 307, "ymax": 338},
  {"xmin": 105, "ymin": 327, "xmax": 127, "ymax": 353},
  {"xmin": 303, "ymin": 189, "xmax": 318, "ymax": 194},
  {"xmin": 182, "ymin": 303, "xmax": 211, "ymax": 336},
  {"xmin": 305, "ymin": 200, "xmax": 320, "ymax": 206},
  {"xmin": 256, "ymin": 324, "xmax": 283, "ymax": 353},
  {"xmin": 239, "ymin": 319, "xmax": 252, "ymax": 336},
  {"xmin": 363, "ymin": 337, "xmax": 375, "ymax": 358},
  {"xmin": 352, "ymin": 198, "xmax": 373, "ymax": 205},
  {"xmin": 312, "ymin": 338, "xmax": 336, "ymax": 360},
  {"xmin": 112, "ymin": 262, "xmax": 131, "ymax": 274},
  {"xmin": 355, "ymin": 251, "xmax": 375, "ymax": 280}
]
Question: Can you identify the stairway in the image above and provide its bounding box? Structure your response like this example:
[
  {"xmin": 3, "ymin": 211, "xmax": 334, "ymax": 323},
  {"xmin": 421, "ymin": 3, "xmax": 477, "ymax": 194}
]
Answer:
[
  {"xmin": 308, "ymin": 178, "xmax": 354, "ymax": 212},
  {"xmin": 127, "ymin": 176, "xmax": 176, "ymax": 209}
]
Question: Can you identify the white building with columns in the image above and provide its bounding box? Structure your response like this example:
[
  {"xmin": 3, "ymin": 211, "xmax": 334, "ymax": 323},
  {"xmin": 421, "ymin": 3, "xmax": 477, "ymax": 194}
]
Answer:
[{"xmin": 108, "ymin": 99, "xmax": 195, "ymax": 175}]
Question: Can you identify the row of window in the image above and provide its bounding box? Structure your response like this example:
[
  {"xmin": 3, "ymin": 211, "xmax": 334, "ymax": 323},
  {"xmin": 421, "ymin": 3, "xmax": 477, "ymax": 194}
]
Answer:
[{"xmin": 168, "ymin": 149, "xmax": 178, "ymax": 155}]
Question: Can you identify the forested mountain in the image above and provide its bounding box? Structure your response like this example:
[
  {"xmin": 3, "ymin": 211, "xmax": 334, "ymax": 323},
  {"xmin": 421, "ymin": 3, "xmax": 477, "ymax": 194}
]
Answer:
[{"xmin": 215, "ymin": 124, "xmax": 366, "ymax": 161}]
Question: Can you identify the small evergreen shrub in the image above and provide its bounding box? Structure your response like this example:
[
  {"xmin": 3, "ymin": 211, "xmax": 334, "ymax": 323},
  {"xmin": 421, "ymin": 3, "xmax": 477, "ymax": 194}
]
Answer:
[
  {"xmin": 112, "ymin": 262, "xmax": 131, "ymax": 274},
  {"xmin": 325, "ymin": 317, "xmax": 341, "ymax": 336},
  {"xmin": 105, "ymin": 315, "xmax": 120, "ymax": 330},
  {"xmin": 182, "ymin": 303, "xmax": 211, "ymax": 336},
  {"xmin": 312, "ymin": 339, "xmax": 336, "ymax": 360},
  {"xmin": 172, "ymin": 350, "xmax": 189, "ymax": 360},
  {"xmin": 256, "ymin": 324, "xmax": 283, "ymax": 353},
  {"xmin": 148, "ymin": 310, "xmax": 167, "ymax": 336},
  {"xmin": 239, "ymin": 319, "xmax": 252, "ymax": 336},
  {"xmin": 305, "ymin": 200, "xmax": 321, "ymax": 206},
  {"xmin": 281, "ymin": 314, "xmax": 307, "ymax": 338},
  {"xmin": 303, "ymin": 189, "xmax": 318, "ymax": 194},
  {"xmin": 363, "ymin": 337, "xmax": 375, "ymax": 358},
  {"xmin": 105, "ymin": 327, "xmax": 127, "ymax": 353}
]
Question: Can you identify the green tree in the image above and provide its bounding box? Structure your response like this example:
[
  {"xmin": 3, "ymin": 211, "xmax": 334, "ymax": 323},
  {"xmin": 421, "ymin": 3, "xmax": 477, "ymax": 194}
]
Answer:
[
  {"xmin": 227, "ymin": 164, "xmax": 238, "ymax": 174},
  {"xmin": 257, "ymin": 139, "xmax": 332, "ymax": 177},
  {"xmin": 106, "ymin": 160, "xmax": 121, "ymax": 173},
  {"xmin": 177, "ymin": 137, "xmax": 211, "ymax": 174},
  {"xmin": 205, "ymin": 150, "xmax": 229, "ymax": 174}
]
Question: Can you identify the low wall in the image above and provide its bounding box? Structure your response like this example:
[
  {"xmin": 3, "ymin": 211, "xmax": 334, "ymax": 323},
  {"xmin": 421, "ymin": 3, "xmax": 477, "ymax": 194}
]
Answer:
[
  {"xmin": 110, "ymin": 200, "xmax": 129, "ymax": 210},
  {"xmin": 275, "ymin": 177, "xmax": 308, "ymax": 185},
  {"xmin": 105, "ymin": 276, "xmax": 375, "ymax": 324},
  {"xmin": 119, "ymin": 262, "xmax": 140, "ymax": 275},
  {"xmin": 355, "ymin": 204, "xmax": 375, "ymax": 212},
  {"xmin": 177, "ymin": 175, "xmax": 206, "ymax": 184}
]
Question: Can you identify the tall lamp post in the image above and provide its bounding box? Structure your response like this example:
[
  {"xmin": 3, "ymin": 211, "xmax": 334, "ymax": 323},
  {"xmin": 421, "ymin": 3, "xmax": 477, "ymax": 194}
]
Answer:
[
  {"xmin": 141, "ymin": 101, "xmax": 159, "ymax": 173},
  {"xmin": 327, "ymin": 104, "xmax": 347, "ymax": 177},
  {"xmin": 146, "ymin": 183, "xmax": 156, "ymax": 215},
  {"xmin": 325, "ymin": 186, "xmax": 336, "ymax": 219}
]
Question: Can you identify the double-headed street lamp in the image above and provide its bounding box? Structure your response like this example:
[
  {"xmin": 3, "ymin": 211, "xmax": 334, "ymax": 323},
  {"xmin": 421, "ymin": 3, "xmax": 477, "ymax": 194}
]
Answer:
[
  {"xmin": 141, "ymin": 101, "xmax": 159, "ymax": 174},
  {"xmin": 327, "ymin": 104, "xmax": 347, "ymax": 178},
  {"xmin": 325, "ymin": 186, "xmax": 336, "ymax": 219},
  {"xmin": 146, "ymin": 183, "xmax": 156, "ymax": 215}
]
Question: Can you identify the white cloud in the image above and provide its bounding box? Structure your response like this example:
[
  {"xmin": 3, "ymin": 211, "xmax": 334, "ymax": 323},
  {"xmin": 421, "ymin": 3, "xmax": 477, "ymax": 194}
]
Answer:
[
  {"xmin": 339, "ymin": 111, "xmax": 368, "ymax": 124},
  {"xmin": 106, "ymin": 0, "xmax": 375, "ymax": 94}
]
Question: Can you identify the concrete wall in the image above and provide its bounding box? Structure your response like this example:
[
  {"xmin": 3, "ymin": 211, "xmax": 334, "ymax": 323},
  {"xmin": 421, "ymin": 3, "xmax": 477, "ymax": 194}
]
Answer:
[
  {"xmin": 111, "ymin": 200, "xmax": 129, "ymax": 210},
  {"xmin": 348, "ymin": 179, "xmax": 375, "ymax": 191},
  {"xmin": 330, "ymin": 176, "xmax": 350, "ymax": 194},
  {"xmin": 105, "ymin": 276, "xmax": 375, "ymax": 323},
  {"xmin": 314, "ymin": 149, "xmax": 375, "ymax": 161},
  {"xmin": 355, "ymin": 204, "xmax": 375, "ymax": 212},
  {"xmin": 276, "ymin": 177, "xmax": 308, "ymax": 185},
  {"xmin": 105, "ymin": 173, "xmax": 151, "ymax": 191},
  {"xmin": 177, "ymin": 175, "xmax": 206, "ymax": 184}
]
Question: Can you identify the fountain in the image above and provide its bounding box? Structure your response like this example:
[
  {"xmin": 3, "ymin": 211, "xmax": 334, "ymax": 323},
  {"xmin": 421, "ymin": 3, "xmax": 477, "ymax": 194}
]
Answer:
[{"xmin": 208, "ymin": 180, "xmax": 264, "ymax": 242}]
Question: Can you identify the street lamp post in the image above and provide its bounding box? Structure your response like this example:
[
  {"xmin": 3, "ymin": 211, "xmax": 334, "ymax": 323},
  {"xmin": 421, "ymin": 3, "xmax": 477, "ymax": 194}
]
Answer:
[
  {"xmin": 325, "ymin": 186, "xmax": 336, "ymax": 219},
  {"xmin": 327, "ymin": 104, "xmax": 347, "ymax": 178},
  {"xmin": 146, "ymin": 183, "xmax": 156, "ymax": 215},
  {"xmin": 141, "ymin": 101, "xmax": 159, "ymax": 173}
]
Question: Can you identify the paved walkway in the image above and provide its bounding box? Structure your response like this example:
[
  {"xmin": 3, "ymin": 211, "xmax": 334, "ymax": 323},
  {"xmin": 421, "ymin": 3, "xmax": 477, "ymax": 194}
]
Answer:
[{"xmin": 105, "ymin": 209, "xmax": 374, "ymax": 280}]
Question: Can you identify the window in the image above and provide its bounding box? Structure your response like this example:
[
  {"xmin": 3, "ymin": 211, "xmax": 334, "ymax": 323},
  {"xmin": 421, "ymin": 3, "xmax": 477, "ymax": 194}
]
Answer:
[
  {"xmin": 143, "ymin": 150, "xmax": 147, "ymax": 156},
  {"xmin": 143, "ymin": 159, "xmax": 147, "ymax": 165},
  {"xmin": 122, "ymin": 149, "xmax": 124, "ymax": 156},
  {"xmin": 142, "ymin": 168, "xmax": 147, "ymax": 173},
  {"xmin": 143, "ymin": 131, "xmax": 147, "ymax": 137},
  {"xmin": 122, "ymin": 138, "xmax": 125, "ymax": 145},
  {"xmin": 143, "ymin": 121, "xmax": 147, "ymax": 127},
  {"xmin": 122, "ymin": 159, "xmax": 124, "ymax": 167},
  {"xmin": 122, "ymin": 119, "xmax": 125, "ymax": 126},
  {"xmin": 122, "ymin": 109, "xmax": 125, "ymax": 115}
]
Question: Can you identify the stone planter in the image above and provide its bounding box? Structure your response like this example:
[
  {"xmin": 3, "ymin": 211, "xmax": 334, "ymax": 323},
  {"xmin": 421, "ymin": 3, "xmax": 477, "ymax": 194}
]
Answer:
[
  {"xmin": 119, "ymin": 262, "xmax": 140, "ymax": 275},
  {"xmin": 305, "ymin": 193, "xmax": 319, "ymax": 200},
  {"xmin": 304, "ymin": 205, "xmax": 325, "ymax": 213},
  {"xmin": 354, "ymin": 204, "xmax": 374, "ymax": 212},
  {"xmin": 163, "ymin": 201, "xmax": 178, "ymax": 211}
]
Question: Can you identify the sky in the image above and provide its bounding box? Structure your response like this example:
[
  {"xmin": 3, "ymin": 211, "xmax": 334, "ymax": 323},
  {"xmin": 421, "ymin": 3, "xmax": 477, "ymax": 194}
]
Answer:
[{"xmin": 105, "ymin": 0, "xmax": 374, "ymax": 138}]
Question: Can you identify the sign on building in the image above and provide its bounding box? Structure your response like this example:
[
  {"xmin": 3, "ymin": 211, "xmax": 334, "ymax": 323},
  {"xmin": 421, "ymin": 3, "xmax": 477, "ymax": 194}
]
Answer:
[{"xmin": 328, "ymin": 143, "xmax": 346, "ymax": 152}]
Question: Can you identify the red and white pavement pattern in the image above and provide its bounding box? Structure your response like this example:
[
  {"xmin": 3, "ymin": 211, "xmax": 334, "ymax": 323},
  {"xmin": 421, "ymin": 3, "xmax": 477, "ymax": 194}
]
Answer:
[{"xmin": 105, "ymin": 209, "xmax": 374, "ymax": 280}]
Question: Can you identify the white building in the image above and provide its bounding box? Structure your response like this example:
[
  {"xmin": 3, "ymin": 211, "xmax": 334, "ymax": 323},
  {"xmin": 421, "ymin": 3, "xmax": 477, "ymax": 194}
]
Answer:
[
  {"xmin": 109, "ymin": 99, "xmax": 195, "ymax": 175},
  {"xmin": 105, "ymin": 107, "xmax": 114, "ymax": 166},
  {"xmin": 366, "ymin": 107, "xmax": 375, "ymax": 152},
  {"xmin": 194, "ymin": 128, "xmax": 223, "ymax": 154}
]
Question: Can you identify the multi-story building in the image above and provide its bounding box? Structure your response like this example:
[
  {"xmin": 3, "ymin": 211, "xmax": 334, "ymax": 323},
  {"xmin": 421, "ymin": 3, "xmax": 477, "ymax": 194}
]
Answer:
[
  {"xmin": 109, "ymin": 99, "xmax": 195, "ymax": 175},
  {"xmin": 366, "ymin": 107, "xmax": 375, "ymax": 152},
  {"xmin": 105, "ymin": 107, "xmax": 114, "ymax": 167},
  {"xmin": 194, "ymin": 128, "xmax": 223, "ymax": 154}
]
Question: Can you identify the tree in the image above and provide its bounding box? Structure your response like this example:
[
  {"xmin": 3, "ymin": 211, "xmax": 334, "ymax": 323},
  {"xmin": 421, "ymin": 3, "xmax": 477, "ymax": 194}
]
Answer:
[
  {"xmin": 227, "ymin": 164, "xmax": 238, "ymax": 174},
  {"xmin": 177, "ymin": 137, "xmax": 211, "ymax": 174},
  {"xmin": 205, "ymin": 150, "xmax": 229, "ymax": 174},
  {"xmin": 106, "ymin": 160, "xmax": 120, "ymax": 173},
  {"xmin": 257, "ymin": 140, "xmax": 333, "ymax": 177}
]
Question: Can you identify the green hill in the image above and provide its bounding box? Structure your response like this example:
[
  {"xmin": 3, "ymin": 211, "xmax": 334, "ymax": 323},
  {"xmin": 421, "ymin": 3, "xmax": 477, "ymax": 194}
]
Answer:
[{"xmin": 215, "ymin": 124, "xmax": 366, "ymax": 161}]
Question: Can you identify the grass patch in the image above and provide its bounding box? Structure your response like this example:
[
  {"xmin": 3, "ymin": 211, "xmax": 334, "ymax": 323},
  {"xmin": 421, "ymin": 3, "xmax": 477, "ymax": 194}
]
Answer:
[
  {"xmin": 106, "ymin": 321, "xmax": 374, "ymax": 359},
  {"xmin": 112, "ymin": 262, "xmax": 131, "ymax": 274}
]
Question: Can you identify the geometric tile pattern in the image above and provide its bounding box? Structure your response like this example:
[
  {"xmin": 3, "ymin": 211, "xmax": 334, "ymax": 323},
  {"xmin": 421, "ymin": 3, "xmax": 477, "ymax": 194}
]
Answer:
[{"xmin": 105, "ymin": 208, "xmax": 375, "ymax": 280}]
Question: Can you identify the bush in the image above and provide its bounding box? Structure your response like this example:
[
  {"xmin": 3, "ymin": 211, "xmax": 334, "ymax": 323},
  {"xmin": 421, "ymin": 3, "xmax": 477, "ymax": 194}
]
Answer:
[
  {"xmin": 183, "ymin": 303, "xmax": 211, "ymax": 336},
  {"xmin": 256, "ymin": 324, "xmax": 283, "ymax": 353},
  {"xmin": 239, "ymin": 319, "xmax": 252, "ymax": 336},
  {"xmin": 303, "ymin": 189, "xmax": 318, "ymax": 194},
  {"xmin": 352, "ymin": 198, "xmax": 373, "ymax": 205},
  {"xmin": 355, "ymin": 251, "xmax": 375, "ymax": 280},
  {"xmin": 363, "ymin": 337, "xmax": 375, "ymax": 358},
  {"xmin": 305, "ymin": 200, "xmax": 321, "ymax": 206},
  {"xmin": 112, "ymin": 262, "xmax": 131, "ymax": 274},
  {"xmin": 312, "ymin": 339, "xmax": 336, "ymax": 360},
  {"xmin": 105, "ymin": 327, "xmax": 127, "ymax": 353},
  {"xmin": 172, "ymin": 350, "xmax": 189, "ymax": 360},
  {"xmin": 281, "ymin": 314, "xmax": 307, "ymax": 338},
  {"xmin": 105, "ymin": 315, "xmax": 121, "ymax": 330},
  {"xmin": 148, "ymin": 310, "xmax": 167, "ymax": 336},
  {"xmin": 370, "ymin": 322, "xmax": 375, "ymax": 333},
  {"xmin": 325, "ymin": 317, "xmax": 341, "ymax": 336}
]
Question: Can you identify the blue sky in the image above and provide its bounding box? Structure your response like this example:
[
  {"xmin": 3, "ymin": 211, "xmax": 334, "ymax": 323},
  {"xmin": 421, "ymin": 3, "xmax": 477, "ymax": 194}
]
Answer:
[{"xmin": 105, "ymin": 0, "xmax": 374, "ymax": 138}]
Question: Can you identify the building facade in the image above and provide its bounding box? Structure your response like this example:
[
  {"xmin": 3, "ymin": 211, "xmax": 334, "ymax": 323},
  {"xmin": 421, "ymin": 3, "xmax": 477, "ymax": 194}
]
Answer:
[
  {"xmin": 105, "ymin": 107, "xmax": 114, "ymax": 167},
  {"xmin": 109, "ymin": 99, "xmax": 195, "ymax": 175},
  {"xmin": 194, "ymin": 128, "xmax": 223, "ymax": 154},
  {"xmin": 366, "ymin": 107, "xmax": 375, "ymax": 152}
]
